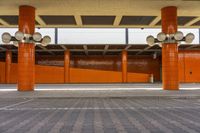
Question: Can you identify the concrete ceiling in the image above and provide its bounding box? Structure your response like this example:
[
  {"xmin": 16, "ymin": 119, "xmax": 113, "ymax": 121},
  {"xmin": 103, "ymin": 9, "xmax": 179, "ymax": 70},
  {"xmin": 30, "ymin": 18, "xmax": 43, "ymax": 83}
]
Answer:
[{"xmin": 0, "ymin": 0, "xmax": 200, "ymax": 28}]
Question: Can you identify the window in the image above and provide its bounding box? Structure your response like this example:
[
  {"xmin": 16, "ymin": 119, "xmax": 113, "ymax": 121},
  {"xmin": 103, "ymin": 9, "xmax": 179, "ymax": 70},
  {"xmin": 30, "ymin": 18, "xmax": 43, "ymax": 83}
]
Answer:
[{"xmin": 58, "ymin": 28, "xmax": 125, "ymax": 44}]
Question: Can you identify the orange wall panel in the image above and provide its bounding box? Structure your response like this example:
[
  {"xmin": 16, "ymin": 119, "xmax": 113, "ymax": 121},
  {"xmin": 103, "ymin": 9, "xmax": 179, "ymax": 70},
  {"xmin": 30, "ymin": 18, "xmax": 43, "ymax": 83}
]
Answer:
[
  {"xmin": 128, "ymin": 57, "xmax": 160, "ymax": 81},
  {"xmin": 178, "ymin": 52, "xmax": 185, "ymax": 82},
  {"xmin": 0, "ymin": 62, "xmax": 5, "ymax": 83},
  {"xmin": 70, "ymin": 68, "xmax": 122, "ymax": 83},
  {"xmin": 1, "ymin": 51, "xmax": 200, "ymax": 84},
  {"xmin": 127, "ymin": 73, "xmax": 150, "ymax": 83},
  {"xmin": 36, "ymin": 56, "xmax": 160, "ymax": 81},
  {"xmin": 35, "ymin": 65, "xmax": 64, "ymax": 83},
  {"xmin": 10, "ymin": 63, "xmax": 18, "ymax": 83},
  {"xmin": 179, "ymin": 50, "xmax": 200, "ymax": 83}
]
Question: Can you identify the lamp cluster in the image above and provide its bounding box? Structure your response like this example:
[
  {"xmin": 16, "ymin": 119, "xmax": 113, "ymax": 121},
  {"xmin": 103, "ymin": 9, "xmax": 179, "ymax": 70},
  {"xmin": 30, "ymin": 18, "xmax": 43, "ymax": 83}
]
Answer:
[
  {"xmin": 1, "ymin": 31, "xmax": 51, "ymax": 47},
  {"xmin": 146, "ymin": 31, "xmax": 195, "ymax": 46}
]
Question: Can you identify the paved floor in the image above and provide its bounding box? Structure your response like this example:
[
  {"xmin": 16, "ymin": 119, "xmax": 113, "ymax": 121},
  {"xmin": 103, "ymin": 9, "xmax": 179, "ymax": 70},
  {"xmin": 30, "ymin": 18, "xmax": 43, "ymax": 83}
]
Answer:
[
  {"xmin": 0, "ymin": 83, "xmax": 200, "ymax": 98},
  {"xmin": 1, "ymin": 83, "xmax": 200, "ymax": 90},
  {"xmin": 0, "ymin": 98, "xmax": 200, "ymax": 133}
]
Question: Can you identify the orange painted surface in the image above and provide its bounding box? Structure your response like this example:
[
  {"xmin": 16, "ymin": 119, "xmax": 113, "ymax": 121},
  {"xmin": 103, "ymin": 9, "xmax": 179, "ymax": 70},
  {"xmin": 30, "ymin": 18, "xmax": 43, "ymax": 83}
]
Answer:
[
  {"xmin": 64, "ymin": 50, "xmax": 70, "ymax": 83},
  {"xmin": 1, "ymin": 50, "xmax": 200, "ymax": 84},
  {"xmin": 36, "ymin": 55, "xmax": 160, "ymax": 81},
  {"xmin": 122, "ymin": 50, "xmax": 127, "ymax": 82},
  {"xmin": 70, "ymin": 68, "xmax": 122, "ymax": 83},
  {"xmin": 0, "ymin": 62, "xmax": 5, "ymax": 83},
  {"xmin": 10, "ymin": 63, "xmax": 18, "ymax": 83},
  {"xmin": 179, "ymin": 50, "xmax": 200, "ymax": 83},
  {"xmin": 161, "ymin": 6, "xmax": 177, "ymax": 34},
  {"xmin": 0, "ymin": 62, "xmax": 151, "ymax": 84},
  {"xmin": 127, "ymin": 57, "xmax": 160, "ymax": 81},
  {"xmin": 18, "ymin": 5, "xmax": 35, "ymax": 91},
  {"xmin": 127, "ymin": 73, "xmax": 150, "ymax": 83},
  {"xmin": 161, "ymin": 6, "xmax": 179, "ymax": 90},
  {"xmin": 178, "ymin": 52, "xmax": 185, "ymax": 82},
  {"xmin": 35, "ymin": 65, "xmax": 64, "ymax": 83},
  {"xmin": 162, "ymin": 44, "xmax": 179, "ymax": 90},
  {"xmin": 5, "ymin": 51, "xmax": 12, "ymax": 83}
]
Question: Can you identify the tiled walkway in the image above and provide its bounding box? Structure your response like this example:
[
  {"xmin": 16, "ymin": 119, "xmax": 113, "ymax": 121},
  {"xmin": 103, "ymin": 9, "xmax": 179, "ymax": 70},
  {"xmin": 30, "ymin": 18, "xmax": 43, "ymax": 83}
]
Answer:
[{"xmin": 0, "ymin": 98, "xmax": 200, "ymax": 133}]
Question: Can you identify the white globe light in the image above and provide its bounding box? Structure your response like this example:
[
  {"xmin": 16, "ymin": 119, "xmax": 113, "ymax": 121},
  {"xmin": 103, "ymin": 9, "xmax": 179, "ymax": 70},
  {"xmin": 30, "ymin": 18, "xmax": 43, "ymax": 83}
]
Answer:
[
  {"xmin": 15, "ymin": 31, "xmax": 24, "ymax": 41},
  {"xmin": 174, "ymin": 31, "xmax": 184, "ymax": 41},
  {"xmin": 157, "ymin": 32, "xmax": 166, "ymax": 41},
  {"xmin": 41, "ymin": 36, "xmax": 51, "ymax": 46},
  {"xmin": 185, "ymin": 33, "xmax": 195, "ymax": 44},
  {"xmin": 2, "ymin": 32, "xmax": 12, "ymax": 43},
  {"xmin": 33, "ymin": 32, "xmax": 42, "ymax": 42},
  {"xmin": 13, "ymin": 41, "xmax": 18, "ymax": 47},
  {"xmin": 146, "ymin": 35, "xmax": 155, "ymax": 46}
]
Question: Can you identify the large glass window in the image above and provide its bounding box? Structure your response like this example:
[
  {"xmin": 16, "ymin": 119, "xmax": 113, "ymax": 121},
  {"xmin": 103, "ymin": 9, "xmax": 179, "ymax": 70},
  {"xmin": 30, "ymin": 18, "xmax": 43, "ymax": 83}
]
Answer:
[
  {"xmin": 0, "ymin": 28, "xmax": 199, "ymax": 45},
  {"xmin": 0, "ymin": 28, "xmax": 55, "ymax": 44},
  {"xmin": 35, "ymin": 28, "xmax": 55, "ymax": 44},
  {"xmin": 128, "ymin": 28, "xmax": 161, "ymax": 44},
  {"xmin": 58, "ymin": 28, "xmax": 126, "ymax": 44},
  {"xmin": 129, "ymin": 28, "xmax": 200, "ymax": 44},
  {"xmin": 0, "ymin": 28, "xmax": 18, "ymax": 44},
  {"xmin": 179, "ymin": 29, "xmax": 199, "ymax": 44}
]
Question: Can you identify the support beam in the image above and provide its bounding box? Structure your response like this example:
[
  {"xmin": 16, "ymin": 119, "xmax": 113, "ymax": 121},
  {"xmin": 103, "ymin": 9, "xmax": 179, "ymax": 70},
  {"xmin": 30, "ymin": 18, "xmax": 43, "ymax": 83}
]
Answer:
[
  {"xmin": 37, "ymin": 45, "xmax": 55, "ymax": 55},
  {"xmin": 0, "ymin": 18, "xmax": 9, "ymax": 26},
  {"xmin": 35, "ymin": 15, "xmax": 46, "ymax": 26},
  {"xmin": 185, "ymin": 45, "xmax": 198, "ymax": 50},
  {"xmin": 113, "ymin": 15, "xmax": 122, "ymax": 26},
  {"xmin": 60, "ymin": 45, "xmax": 67, "ymax": 50},
  {"xmin": 0, "ymin": 46, "xmax": 7, "ymax": 51},
  {"xmin": 124, "ymin": 45, "xmax": 131, "ymax": 50},
  {"xmin": 5, "ymin": 51, "xmax": 12, "ymax": 84},
  {"xmin": 149, "ymin": 16, "xmax": 161, "ymax": 26},
  {"xmin": 161, "ymin": 6, "xmax": 179, "ymax": 90},
  {"xmin": 74, "ymin": 15, "xmax": 82, "ymax": 26},
  {"xmin": 184, "ymin": 17, "xmax": 200, "ymax": 27},
  {"xmin": 135, "ymin": 46, "xmax": 152, "ymax": 55},
  {"xmin": 64, "ymin": 50, "xmax": 70, "ymax": 83},
  {"xmin": 122, "ymin": 50, "xmax": 127, "ymax": 83},
  {"xmin": 55, "ymin": 28, "xmax": 58, "ymax": 44},
  {"xmin": 18, "ymin": 5, "xmax": 35, "ymax": 91},
  {"xmin": 7, "ymin": 48, "xmax": 162, "ymax": 52},
  {"xmin": 83, "ymin": 45, "xmax": 88, "ymax": 55},
  {"xmin": 103, "ymin": 45, "xmax": 109, "ymax": 55}
]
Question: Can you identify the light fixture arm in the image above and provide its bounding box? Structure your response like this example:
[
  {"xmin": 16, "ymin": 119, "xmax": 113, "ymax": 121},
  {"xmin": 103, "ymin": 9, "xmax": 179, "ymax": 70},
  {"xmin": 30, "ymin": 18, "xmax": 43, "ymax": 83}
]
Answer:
[
  {"xmin": 1, "ymin": 31, "xmax": 51, "ymax": 47},
  {"xmin": 146, "ymin": 31, "xmax": 195, "ymax": 47}
]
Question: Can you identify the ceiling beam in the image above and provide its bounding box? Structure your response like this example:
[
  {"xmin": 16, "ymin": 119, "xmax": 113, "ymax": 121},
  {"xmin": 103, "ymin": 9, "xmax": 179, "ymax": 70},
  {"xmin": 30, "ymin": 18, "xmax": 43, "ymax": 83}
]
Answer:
[
  {"xmin": 83, "ymin": 45, "xmax": 88, "ymax": 55},
  {"xmin": 6, "ymin": 48, "xmax": 162, "ymax": 52},
  {"xmin": 59, "ymin": 45, "xmax": 67, "ymax": 50},
  {"xmin": 184, "ymin": 17, "xmax": 200, "ymax": 27},
  {"xmin": 103, "ymin": 45, "xmax": 109, "ymax": 55},
  {"xmin": 184, "ymin": 45, "xmax": 198, "ymax": 50},
  {"xmin": 135, "ymin": 45, "xmax": 153, "ymax": 55},
  {"xmin": 149, "ymin": 16, "xmax": 161, "ymax": 26},
  {"xmin": 35, "ymin": 15, "xmax": 46, "ymax": 26},
  {"xmin": 0, "ymin": 18, "xmax": 9, "ymax": 26},
  {"xmin": 74, "ymin": 15, "xmax": 83, "ymax": 27},
  {"xmin": 37, "ymin": 45, "xmax": 55, "ymax": 55},
  {"xmin": 2, "ymin": 24, "xmax": 200, "ymax": 28},
  {"xmin": 124, "ymin": 45, "xmax": 131, "ymax": 50},
  {"xmin": 0, "ymin": 46, "xmax": 7, "ymax": 51},
  {"xmin": 113, "ymin": 15, "xmax": 123, "ymax": 26}
]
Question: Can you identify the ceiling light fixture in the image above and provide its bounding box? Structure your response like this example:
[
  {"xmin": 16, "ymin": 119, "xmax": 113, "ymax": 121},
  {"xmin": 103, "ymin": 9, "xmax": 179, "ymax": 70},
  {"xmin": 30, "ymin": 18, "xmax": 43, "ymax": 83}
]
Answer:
[{"xmin": 1, "ymin": 30, "xmax": 51, "ymax": 47}]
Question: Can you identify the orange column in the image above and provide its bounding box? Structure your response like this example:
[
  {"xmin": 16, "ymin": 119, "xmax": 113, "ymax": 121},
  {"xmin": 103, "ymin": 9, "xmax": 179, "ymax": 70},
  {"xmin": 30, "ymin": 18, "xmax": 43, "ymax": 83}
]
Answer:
[
  {"xmin": 5, "ymin": 51, "xmax": 12, "ymax": 83},
  {"xmin": 18, "ymin": 5, "xmax": 35, "ymax": 91},
  {"xmin": 122, "ymin": 50, "xmax": 127, "ymax": 82},
  {"xmin": 64, "ymin": 50, "xmax": 70, "ymax": 83},
  {"xmin": 161, "ymin": 6, "xmax": 179, "ymax": 90}
]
